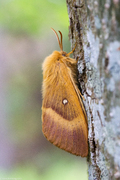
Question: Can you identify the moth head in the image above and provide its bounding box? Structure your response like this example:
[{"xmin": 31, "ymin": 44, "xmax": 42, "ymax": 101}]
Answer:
[{"xmin": 51, "ymin": 28, "xmax": 76, "ymax": 58}]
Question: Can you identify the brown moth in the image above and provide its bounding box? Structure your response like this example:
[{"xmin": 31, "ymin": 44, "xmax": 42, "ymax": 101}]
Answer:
[{"xmin": 42, "ymin": 28, "xmax": 88, "ymax": 157}]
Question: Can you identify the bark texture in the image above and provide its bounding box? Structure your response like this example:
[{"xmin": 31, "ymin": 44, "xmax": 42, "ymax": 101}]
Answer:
[{"xmin": 66, "ymin": 0, "xmax": 120, "ymax": 179}]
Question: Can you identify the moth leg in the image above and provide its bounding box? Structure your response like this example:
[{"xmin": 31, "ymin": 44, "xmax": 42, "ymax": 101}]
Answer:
[
  {"xmin": 76, "ymin": 56, "xmax": 79, "ymax": 63},
  {"xmin": 66, "ymin": 57, "xmax": 77, "ymax": 65},
  {"xmin": 67, "ymin": 43, "xmax": 77, "ymax": 56},
  {"xmin": 77, "ymin": 88, "xmax": 85, "ymax": 101}
]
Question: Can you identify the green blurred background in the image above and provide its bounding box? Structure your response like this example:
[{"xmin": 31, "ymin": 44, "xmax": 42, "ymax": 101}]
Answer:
[{"xmin": 0, "ymin": 0, "xmax": 88, "ymax": 179}]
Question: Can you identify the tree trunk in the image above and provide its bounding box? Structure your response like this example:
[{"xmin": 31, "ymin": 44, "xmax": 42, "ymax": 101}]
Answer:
[{"xmin": 66, "ymin": 0, "xmax": 120, "ymax": 179}]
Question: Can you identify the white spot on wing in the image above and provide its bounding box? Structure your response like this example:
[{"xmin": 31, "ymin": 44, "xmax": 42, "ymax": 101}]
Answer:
[{"xmin": 62, "ymin": 99, "xmax": 68, "ymax": 105}]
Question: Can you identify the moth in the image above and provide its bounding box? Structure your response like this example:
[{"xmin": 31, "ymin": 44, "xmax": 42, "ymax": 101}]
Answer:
[{"xmin": 42, "ymin": 28, "xmax": 88, "ymax": 157}]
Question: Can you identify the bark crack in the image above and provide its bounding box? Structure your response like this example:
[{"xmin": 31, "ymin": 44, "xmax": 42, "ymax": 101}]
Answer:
[{"xmin": 89, "ymin": 106, "xmax": 101, "ymax": 180}]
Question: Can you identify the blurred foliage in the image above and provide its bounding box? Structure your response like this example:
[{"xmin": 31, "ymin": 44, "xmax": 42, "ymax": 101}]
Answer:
[
  {"xmin": 8, "ymin": 63, "xmax": 42, "ymax": 142},
  {"xmin": 0, "ymin": 0, "xmax": 69, "ymax": 35},
  {"xmin": 0, "ymin": 152, "xmax": 88, "ymax": 180},
  {"xmin": 0, "ymin": 0, "xmax": 88, "ymax": 179}
]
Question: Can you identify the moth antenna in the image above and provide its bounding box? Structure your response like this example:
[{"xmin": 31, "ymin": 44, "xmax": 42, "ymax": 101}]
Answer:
[
  {"xmin": 51, "ymin": 28, "xmax": 63, "ymax": 51},
  {"xmin": 67, "ymin": 43, "xmax": 77, "ymax": 56},
  {"xmin": 58, "ymin": 31, "xmax": 63, "ymax": 51}
]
